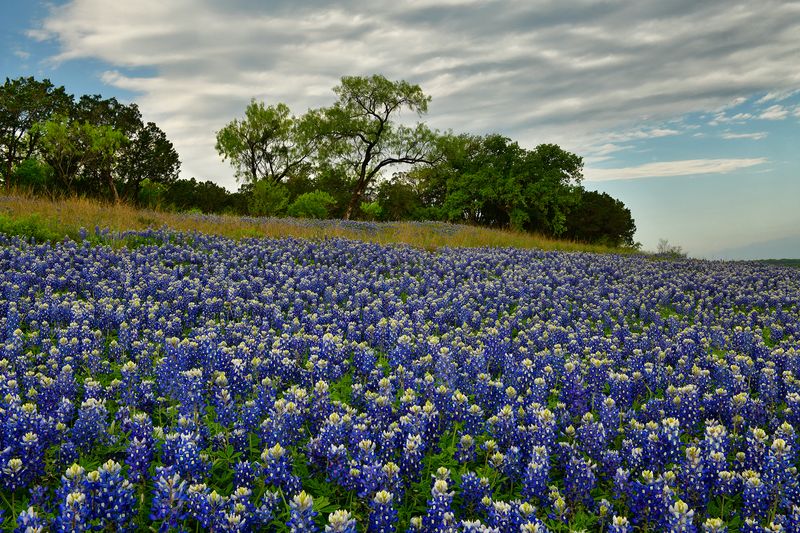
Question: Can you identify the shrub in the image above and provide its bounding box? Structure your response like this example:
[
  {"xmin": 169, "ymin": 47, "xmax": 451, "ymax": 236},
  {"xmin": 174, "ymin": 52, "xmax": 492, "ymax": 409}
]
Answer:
[
  {"xmin": 360, "ymin": 201, "xmax": 382, "ymax": 221},
  {"xmin": 656, "ymin": 238, "xmax": 688, "ymax": 259},
  {"xmin": 0, "ymin": 213, "xmax": 61, "ymax": 242},
  {"xmin": 137, "ymin": 178, "xmax": 167, "ymax": 209},
  {"xmin": 10, "ymin": 158, "xmax": 55, "ymax": 194},
  {"xmin": 287, "ymin": 190, "xmax": 336, "ymax": 219},
  {"xmin": 249, "ymin": 179, "xmax": 289, "ymax": 217}
]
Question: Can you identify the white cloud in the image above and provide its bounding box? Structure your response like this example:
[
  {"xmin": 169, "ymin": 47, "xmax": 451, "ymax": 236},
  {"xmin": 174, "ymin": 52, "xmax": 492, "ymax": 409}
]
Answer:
[
  {"xmin": 13, "ymin": 49, "xmax": 31, "ymax": 60},
  {"xmin": 721, "ymin": 131, "xmax": 768, "ymax": 140},
  {"xmin": 28, "ymin": 0, "xmax": 800, "ymax": 187},
  {"xmin": 709, "ymin": 111, "xmax": 754, "ymax": 125},
  {"xmin": 585, "ymin": 158, "xmax": 768, "ymax": 181},
  {"xmin": 757, "ymin": 89, "xmax": 800, "ymax": 103},
  {"xmin": 759, "ymin": 104, "xmax": 789, "ymax": 120}
]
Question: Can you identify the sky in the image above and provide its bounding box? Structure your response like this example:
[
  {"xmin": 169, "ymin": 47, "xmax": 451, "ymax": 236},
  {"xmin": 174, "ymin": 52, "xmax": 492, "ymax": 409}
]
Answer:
[{"xmin": 2, "ymin": 0, "xmax": 799, "ymax": 258}]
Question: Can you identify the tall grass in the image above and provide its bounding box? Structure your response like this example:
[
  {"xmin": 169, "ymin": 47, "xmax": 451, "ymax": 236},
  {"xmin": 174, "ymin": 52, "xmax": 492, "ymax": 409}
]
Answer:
[{"xmin": 0, "ymin": 190, "xmax": 637, "ymax": 254}]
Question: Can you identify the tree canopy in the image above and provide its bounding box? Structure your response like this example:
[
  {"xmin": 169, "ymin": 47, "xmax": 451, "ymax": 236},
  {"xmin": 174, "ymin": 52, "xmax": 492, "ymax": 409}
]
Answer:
[
  {"xmin": 0, "ymin": 77, "xmax": 179, "ymax": 202},
  {"xmin": 0, "ymin": 74, "xmax": 639, "ymax": 248},
  {"xmin": 215, "ymin": 101, "xmax": 317, "ymax": 185}
]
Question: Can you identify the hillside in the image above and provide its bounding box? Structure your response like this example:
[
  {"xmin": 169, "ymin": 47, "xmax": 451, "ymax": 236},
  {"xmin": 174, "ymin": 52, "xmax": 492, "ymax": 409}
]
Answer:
[{"xmin": 0, "ymin": 192, "xmax": 637, "ymax": 254}]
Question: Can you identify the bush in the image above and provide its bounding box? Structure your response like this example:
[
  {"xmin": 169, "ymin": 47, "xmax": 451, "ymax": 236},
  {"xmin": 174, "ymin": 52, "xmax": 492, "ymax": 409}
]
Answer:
[
  {"xmin": 249, "ymin": 179, "xmax": 289, "ymax": 217},
  {"xmin": 359, "ymin": 201, "xmax": 382, "ymax": 221},
  {"xmin": 656, "ymin": 238, "xmax": 688, "ymax": 259},
  {"xmin": 10, "ymin": 158, "xmax": 55, "ymax": 194},
  {"xmin": 287, "ymin": 191, "xmax": 336, "ymax": 219},
  {"xmin": 0, "ymin": 213, "xmax": 61, "ymax": 242},
  {"xmin": 137, "ymin": 178, "xmax": 167, "ymax": 209}
]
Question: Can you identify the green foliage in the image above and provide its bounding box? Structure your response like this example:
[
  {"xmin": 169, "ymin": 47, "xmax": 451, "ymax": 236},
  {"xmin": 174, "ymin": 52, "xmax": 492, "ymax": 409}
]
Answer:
[
  {"xmin": 376, "ymin": 178, "xmax": 423, "ymax": 221},
  {"xmin": 359, "ymin": 201, "xmax": 382, "ymax": 220},
  {"xmin": 287, "ymin": 190, "xmax": 336, "ymax": 219},
  {"xmin": 565, "ymin": 190, "xmax": 637, "ymax": 247},
  {"xmin": 249, "ymin": 179, "xmax": 289, "ymax": 216},
  {"xmin": 0, "ymin": 213, "xmax": 61, "ymax": 242},
  {"xmin": 1, "ymin": 76, "xmax": 179, "ymax": 202},
  {"xmin": 215, "ymin": 100, "xmax": 316, "ymax": 185},
  {"xmin": 35, "ymin": 115, "xmax": 127, "ymax": 200},
  {"xmin": 163, "ymin": 178, "xmax": 244, "ymax": 215},
  {"xmin": 137, "ymin": 178, "xmax": 167, "ymax": 208},
  {"xmin": 314, "ymin": 74, "xmax": 437, "ymax": 219},
  {"xmin": 0, "ymin": 76, "xmax": 72, "ymax": 184},
  {"xmin": 425, "ymin": 133, "xmax": 583, "ymax": 235},
  {"xmin": 9, "ymin": 158, "xmax": 54, "ymax": 194}
]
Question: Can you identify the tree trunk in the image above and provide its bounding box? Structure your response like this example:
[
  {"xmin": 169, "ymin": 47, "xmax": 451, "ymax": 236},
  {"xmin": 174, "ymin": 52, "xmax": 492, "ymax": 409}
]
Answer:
[
  {"xmin": 343, "ymin": 187, "xmax": 365, "ymax": 220},
  {"xmin": 104, "ymin": 169, "xmax": 120, "ymax": 203},
  {"xmin": 4, "ymin": 160, "xmax": 12, "ymax": 192}
]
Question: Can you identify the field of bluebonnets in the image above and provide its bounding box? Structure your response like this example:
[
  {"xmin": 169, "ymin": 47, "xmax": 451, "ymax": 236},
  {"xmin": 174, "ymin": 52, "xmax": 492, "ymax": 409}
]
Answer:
[{"xmin": 0, "ymin": 227, "xmax": 799, "ymax": 532}]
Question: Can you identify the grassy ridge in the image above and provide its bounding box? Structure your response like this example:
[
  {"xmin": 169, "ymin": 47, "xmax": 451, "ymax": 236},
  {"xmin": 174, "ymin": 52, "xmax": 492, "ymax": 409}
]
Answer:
[{"xmin": 0, "ymin": 191, "xmax": 637, "ymax": 253}]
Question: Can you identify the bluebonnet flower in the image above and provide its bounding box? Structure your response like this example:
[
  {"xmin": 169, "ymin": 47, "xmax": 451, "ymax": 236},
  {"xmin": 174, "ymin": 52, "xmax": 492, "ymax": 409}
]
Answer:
[
  {"xmin": 325, "ymin": 509, "xmax": 357, "ymax": 532},
  {"xmin": 2, "ymin": 457, "xmax": 27, "ymax": 491},
  {"xmin": 681, "ymin": 446, "xmax": 709, "ymax": 510},
  {"xmin": 70, "ymin": 398, "xmax": 108, "ymax": 451},
  {"xmin": 577, "ymin": 412, "xmax": 607, "ymax": 460},
  {"xmin": 423, "ymin": 478, "xmax": 455, "ymax": 532},
  {"xmin": 564, "ymin": 453, "xmax": 596, "ymax": 508},
  {"xmin": 609, "ymin": 516, "xmax": 632, "ymax": 533},
  {"xmin": 55, "ymin": 490, "xmax": 90, "ymax": 533},
  {"xmin": 14, "ymin": 506, "xmax": 49, "ymax": 533},
  {"xmin": 368, "ymin": 490, "xmax": 398, "ymax": 533},
  {"xmin": 743, "ymin": 471, "xmax": 770, "ymax": 519},
  {"xmin": 150, "ymin": 466, "xmax": 189, "ymax": 531},
  {"xmin": 261, "ymin": 442, "xmax": 302, "ymax": 495},
  {"xmin": 668, "ymin": 499, "xmax": 697, "ymax": 533},
  {"xmin": 629, "ymin": 470, "xmax": 669, "ymax": 529},
  {"xmin": 287, "ymin": 491, "xmax": 318, "ymax": 532},
  {"xmin": 125, "ymin": 436, "xmax": 151, "ymax": 483},
  {"xmin": 400, "ymin": 433, "xmax": 424, "ymax": 483},
  {"xmin": 456, "ymin": 434, "xmax": 476, "ymax": 463},
  {"xmin": 522, "ymin": 446, "xmax": 550, "ymax": 503},
  {"xmin": 702, "ymin": 517, "xmax": 727, "ymax": 532},
  {"xmin": 85, "ymin": 460, "xmax": 137, "ymax": 530}
]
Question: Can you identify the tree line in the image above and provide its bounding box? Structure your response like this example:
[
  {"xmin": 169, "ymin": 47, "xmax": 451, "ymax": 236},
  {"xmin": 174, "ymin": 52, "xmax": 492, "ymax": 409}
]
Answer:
[{"xmin": 1, "ymin": 75, "xmax": 637, "ymax": 247}]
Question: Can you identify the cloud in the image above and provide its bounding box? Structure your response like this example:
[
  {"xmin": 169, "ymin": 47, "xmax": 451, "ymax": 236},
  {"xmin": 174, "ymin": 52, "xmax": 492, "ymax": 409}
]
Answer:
[
  {"xmin": 708, "ymin": 111, "xmax": 754, "ymax": 125},
  {"xmin": 13, "ymin": 50, "xmax": 31, "ymax": 60},
  {"xmin": 759, "ymin": 104, "xmax": 789, "ymax": 120},
  {"xmin": 721, "ymin": 131, "xmax": 768, "ymax": 140},
  {"xmin": 28, "ymin": 0, "xmax": 800, "ymax": 187},
  {"xmin": 757, "ymin": 88, "xmax": 800, "ymax": 103},
  {"xmin": 585, "ymin": 158, "xmax": 768, "ymax": 181}
]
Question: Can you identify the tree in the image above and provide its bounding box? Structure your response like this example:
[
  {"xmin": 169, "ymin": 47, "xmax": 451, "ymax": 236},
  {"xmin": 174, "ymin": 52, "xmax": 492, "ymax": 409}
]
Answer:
[
  {"xmin": 565, "ymin": 190, "xmax": 636, "ymax": 247},
  {"xmin": 8, "ymin": 158, "xmax": 54, "ymax": 194},
  {"xmin": 215, "ymin": 101, "xmax": 317, "ymax": 185},
  {"xmin": 35, "ymin": 116, "xmax": 127, "ymax": 199},
  {"xmin": 656, "ymin": 239, "xmax": 687, "ymax": 258},
  {"xmin": 315, "ymin": 75, "xmax": 438, "ymax": 219},
  {"xmin": 377, "ymin": 176, "xmax": 423, "ymax": 220},
  {"xmin": 163, "ymin": 178, "xmax": 237, "ymax": 214},
  {"xmin": 432, "ymin": 134, "xmax": 583, "ymax": 234},
  {"xmin": 119, "ymin": 122, "xmax": 180, "ymax": 201},
  {"xmin": 287, "ymin": 191, "xmax": 336, "ymax": 219},
  {"xmin": 248, "ymin": 179, "xmax": 289, "ymax": 216},
  {"xmin": 34, "ymin": 116, "xmax": 84, "ymax": 192},
  {"xmin": 73, "ymin": 95, "xmax": 179, "ymax": 201},
  {"xmin": 0, "ymin": 77, "xmax": 72, "ymax": 187}
]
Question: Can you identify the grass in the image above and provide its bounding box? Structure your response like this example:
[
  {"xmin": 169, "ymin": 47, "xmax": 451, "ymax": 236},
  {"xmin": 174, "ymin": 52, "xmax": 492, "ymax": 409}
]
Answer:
[{"xmin": 0, "ymin": 190, "xmax": 638, "ymax": 254}]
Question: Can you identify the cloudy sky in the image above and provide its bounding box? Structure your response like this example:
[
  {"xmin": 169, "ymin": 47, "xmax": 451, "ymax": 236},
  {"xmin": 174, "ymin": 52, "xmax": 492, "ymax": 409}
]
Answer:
[{"xmin": 2, "ymin": 0, "xmax": 799, "ymax": 258}]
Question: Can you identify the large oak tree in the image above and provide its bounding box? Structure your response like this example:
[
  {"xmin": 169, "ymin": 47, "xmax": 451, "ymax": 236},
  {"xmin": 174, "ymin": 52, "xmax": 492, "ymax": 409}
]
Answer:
[{"xmin": 315, "ymin": 75, "xmax": 438, "ymax": 219}]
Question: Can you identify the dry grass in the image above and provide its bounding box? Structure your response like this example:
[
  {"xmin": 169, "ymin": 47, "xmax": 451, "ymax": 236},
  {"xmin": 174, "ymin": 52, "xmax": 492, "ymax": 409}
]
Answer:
[{"xmin": 0, "ymin": 191, "xmax": 636, "ymax": 254}]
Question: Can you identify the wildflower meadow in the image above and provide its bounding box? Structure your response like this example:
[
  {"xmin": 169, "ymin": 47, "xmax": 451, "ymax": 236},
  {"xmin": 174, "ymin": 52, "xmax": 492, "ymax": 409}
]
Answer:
[{"xmin": 0, "ymin": 228, "xmax": 798, "ymax": 532}]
